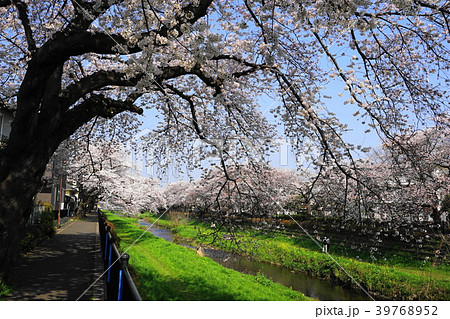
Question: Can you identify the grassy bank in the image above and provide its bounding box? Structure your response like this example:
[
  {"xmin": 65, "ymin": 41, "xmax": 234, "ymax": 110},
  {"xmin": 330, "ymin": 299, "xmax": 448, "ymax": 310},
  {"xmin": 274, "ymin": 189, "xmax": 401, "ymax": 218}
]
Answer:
[
  {"xmin": 143, "ymin": 214, "xmax": 449, "ymax": 301},
  {"xmin": 105, "ymin": 213, "xmax": 310, "ymax": 301}
]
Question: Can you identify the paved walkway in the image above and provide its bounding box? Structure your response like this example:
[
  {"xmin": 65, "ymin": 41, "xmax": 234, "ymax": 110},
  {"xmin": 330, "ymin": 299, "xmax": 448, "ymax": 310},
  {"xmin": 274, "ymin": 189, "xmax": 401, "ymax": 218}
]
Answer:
[{"xmin": 6, "ymin": 213, "xmax": 103, "ymax": 301}]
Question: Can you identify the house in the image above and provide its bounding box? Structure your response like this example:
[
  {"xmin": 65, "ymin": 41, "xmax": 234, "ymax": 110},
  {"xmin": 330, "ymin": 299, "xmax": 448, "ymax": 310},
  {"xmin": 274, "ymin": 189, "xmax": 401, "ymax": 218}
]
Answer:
[
  {"xmin": 0, "ymin": 108, "xmax": 13, "ymax": 145},
  {"xmin": 35, "ymin": 157, "xmax": 79, "ymax": 218}
]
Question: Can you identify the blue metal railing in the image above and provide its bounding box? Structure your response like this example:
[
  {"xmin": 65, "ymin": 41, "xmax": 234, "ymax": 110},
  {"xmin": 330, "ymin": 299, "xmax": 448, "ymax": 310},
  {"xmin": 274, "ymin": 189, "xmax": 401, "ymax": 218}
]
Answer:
[{"xmin": 98, "ymin": 210, "xmax": 142, "ymax": 301}]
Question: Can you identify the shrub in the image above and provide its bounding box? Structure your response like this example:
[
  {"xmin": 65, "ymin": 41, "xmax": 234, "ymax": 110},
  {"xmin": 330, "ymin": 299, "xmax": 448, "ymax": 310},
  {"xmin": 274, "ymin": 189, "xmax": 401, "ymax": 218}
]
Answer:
[
  {"xmin": 20, "ymin": 206, "xmax": 55, "ymax": 253},
  {"xmin": 0, "ymin": 280, "xmax": 11, "ymax": 300}
]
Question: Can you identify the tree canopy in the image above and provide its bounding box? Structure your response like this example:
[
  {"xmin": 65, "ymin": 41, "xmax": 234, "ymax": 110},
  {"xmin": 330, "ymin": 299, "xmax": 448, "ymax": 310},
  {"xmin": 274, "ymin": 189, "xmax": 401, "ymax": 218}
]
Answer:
[{"xmin": 1, "ymin": 0, "xmax": 448, "ymax": 164}]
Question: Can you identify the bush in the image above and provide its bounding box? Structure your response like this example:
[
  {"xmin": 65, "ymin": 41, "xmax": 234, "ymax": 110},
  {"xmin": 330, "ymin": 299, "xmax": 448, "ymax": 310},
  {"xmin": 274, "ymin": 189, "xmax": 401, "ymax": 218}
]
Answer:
[
  {"xmin": 38, "ymin": 209, "xmax": 56, "ymax": 237},
  {"xmin": 0, "ymin": 280, "xmax": 11, "ymax": 300},
  {"xmin": 20, "ymin": 206, "xmax": 55, "ymax": 253}
]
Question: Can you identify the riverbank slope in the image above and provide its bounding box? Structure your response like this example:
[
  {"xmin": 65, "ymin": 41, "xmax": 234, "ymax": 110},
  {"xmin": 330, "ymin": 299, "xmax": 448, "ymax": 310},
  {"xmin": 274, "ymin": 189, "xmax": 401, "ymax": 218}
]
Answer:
[
  {"xmin": 143, "ymin": 215, "xmax": 449, "ymax": 301},
  {"xmin": 105, "ymin": 213, "xmax": 311, "ymax": 301}
]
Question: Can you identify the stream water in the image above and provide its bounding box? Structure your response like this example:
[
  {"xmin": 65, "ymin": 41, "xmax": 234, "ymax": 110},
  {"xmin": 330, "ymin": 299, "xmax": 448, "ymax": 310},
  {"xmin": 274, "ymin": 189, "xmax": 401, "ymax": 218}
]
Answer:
[{"xmin": 138, "ymin": 220, "xmax": 371, "ymax": 301}]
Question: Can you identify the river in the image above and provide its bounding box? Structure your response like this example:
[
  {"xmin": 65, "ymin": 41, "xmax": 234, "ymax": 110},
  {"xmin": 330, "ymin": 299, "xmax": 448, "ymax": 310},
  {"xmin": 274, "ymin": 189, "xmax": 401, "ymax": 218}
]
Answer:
[{"xmin": 138, "ymin": 220, "xmax": 371, "ymax": 301}]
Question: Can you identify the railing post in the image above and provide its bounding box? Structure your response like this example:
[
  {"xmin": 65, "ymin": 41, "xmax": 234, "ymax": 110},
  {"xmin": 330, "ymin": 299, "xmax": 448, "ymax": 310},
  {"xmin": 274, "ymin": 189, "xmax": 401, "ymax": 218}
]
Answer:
[
  {"xmin": 98, "ymin": 213, "xmax": 141, "ymax": 301},
  {"xmin": 104, "ymin": 226, "xmax": 111, "ymax": 260},
  {"xmin": 118, "ymin": 253, "xmax": 129, "ymax": 301},
  {"xmin": 107, "ymin": 236, "xmax": 115, "ymax": 283}
]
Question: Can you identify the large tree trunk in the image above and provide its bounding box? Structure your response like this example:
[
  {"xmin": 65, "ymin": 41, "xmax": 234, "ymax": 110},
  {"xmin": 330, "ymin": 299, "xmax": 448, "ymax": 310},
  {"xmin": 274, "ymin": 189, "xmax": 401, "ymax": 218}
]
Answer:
[
  {"xmin": 0, "ymin": 52, "xmax": 68, "ymax": 281},
  {"xmin": 0, "ymin": 142, "xmax": 52, "ymax": 281}
]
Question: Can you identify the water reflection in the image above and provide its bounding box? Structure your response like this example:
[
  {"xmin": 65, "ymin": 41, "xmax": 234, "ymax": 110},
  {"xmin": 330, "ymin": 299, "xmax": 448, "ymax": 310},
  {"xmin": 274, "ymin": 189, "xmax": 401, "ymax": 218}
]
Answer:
[{"xmin": 138, "ymin": 220, "xmax": 371, "ymax": 301}]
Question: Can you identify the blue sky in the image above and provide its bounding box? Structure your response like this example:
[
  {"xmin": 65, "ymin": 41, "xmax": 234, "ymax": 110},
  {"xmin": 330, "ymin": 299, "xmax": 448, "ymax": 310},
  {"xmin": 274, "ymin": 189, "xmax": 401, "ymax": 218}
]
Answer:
[{"xmin": 131, "ymin": 80, "xmax": 382, "ymax": 183}]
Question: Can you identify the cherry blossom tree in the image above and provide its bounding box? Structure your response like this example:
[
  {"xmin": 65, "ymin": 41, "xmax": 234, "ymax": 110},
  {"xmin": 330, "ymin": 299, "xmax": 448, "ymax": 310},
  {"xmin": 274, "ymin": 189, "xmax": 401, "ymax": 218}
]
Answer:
[
  {"xmin": 304, "ymin": 124, "xmax": 449, "ymax": 259},
  {"xmin": 158, "ymin": 164, "xmax": 304, "ymax": 247},
  {"xmin": 183, "ymin": 164, "xmax": 302, "ymax": 221},
  {"xmin": 62, "ymin": 136, "xmax": 165, "ymax": 215},
  {"xmin": 162, "ymin": 180, "xmax": 194, "ymax": 211},
  {"xmin": 365, "ymin": 123, "xmax": 449, "ymax": 221},
  {"xmin": 310, "ymin": 123, "xmax": 450, "ymax": 224},
  {"xmin": 0, "ymin": 0, "xmax": 448, "ymax": 278}
]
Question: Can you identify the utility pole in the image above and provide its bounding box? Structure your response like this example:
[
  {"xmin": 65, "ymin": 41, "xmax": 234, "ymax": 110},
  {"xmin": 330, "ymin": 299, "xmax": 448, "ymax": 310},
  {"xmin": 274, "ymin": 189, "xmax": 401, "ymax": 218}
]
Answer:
[{"xmin": 57, "ymin": 175, "xmax": 62, "ymax": 229}]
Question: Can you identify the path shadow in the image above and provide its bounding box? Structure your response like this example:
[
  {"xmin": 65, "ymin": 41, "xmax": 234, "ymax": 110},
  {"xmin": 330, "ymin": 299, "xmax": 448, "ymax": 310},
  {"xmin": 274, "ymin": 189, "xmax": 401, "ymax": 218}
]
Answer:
[{"xmin": 7, "ymin": 215, "xmax": 101, "ymax": 301}]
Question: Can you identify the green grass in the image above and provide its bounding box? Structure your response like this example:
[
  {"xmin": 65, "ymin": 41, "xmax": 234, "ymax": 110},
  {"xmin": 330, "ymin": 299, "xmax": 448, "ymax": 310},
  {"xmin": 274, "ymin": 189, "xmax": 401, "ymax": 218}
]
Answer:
[
  {"xmin": 105, "ymin": 213, "xmax": 310, "ymax": 301},
  {"xmin": 144, "ymin": 215, "xmax": 450, "ymax": 300},
  {"xmin": 249, "ymin": 231, "xmax": 450, "ymax": 280},
  {"xmin": 0, "ymin": 280, "xmax": 11, "ymax": 300}
]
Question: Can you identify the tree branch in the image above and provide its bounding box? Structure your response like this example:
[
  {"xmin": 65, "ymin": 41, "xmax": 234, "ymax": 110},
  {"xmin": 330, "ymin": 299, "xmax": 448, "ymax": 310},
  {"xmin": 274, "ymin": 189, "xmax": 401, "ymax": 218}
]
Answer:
[
  {"xmin": 35, "ymin": 31, "xmax": 141, "ymax": 65},
  {"xmin": 59, "ymin": 62, "xmax": 216, "ymax": 111},
  {"xmin": 212, "ymin": 54, "xmax": 273, "ymax": 78},
  {"xmin": 413, "ymin": 0, "xmax": 450, "ymax": 15},
  {"xmin": 0, "ymin": 0, "xmax": 11, "ymax": 7},
  {"xmin": 152, "ymin": 0, "xmax": 212, "ymax": 38},
  {"xmin": 12, "ymin": 0, "xmax": 36, "ymax": 52},
  {"xmin": 60, "ymin": 70, "xmax": 143, "ymax": 107},
  {"xmin": 67, "ymin": 0, "xmax": 123, "ymax": 32},
  {"xmin": 57, "ymin": 93, "xmax": 143, "ymax": 143}
]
